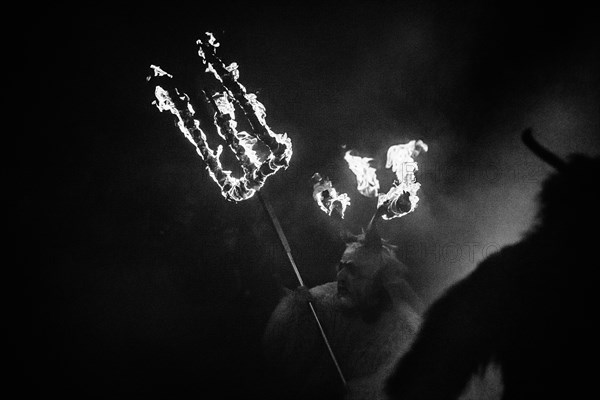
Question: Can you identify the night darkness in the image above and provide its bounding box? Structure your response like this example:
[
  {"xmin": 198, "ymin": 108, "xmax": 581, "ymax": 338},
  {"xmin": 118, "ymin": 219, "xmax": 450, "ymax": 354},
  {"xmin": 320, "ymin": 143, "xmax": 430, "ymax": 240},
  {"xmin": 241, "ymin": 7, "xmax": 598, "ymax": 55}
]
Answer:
[{"xmin": 27, "ymin": 1, "xmax": 599, "ymax": 399}]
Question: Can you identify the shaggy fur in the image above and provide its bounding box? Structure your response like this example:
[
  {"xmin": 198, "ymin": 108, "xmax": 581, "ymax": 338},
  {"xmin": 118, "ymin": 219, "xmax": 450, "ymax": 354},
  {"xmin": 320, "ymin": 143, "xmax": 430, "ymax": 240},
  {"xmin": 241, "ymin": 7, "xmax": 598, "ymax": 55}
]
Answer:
[
  {"xmin": 263, "ymin": 238, "xmax": 422, "ymax": 400},
  {"xmin": 386, "ymin": 153, "xmax": 600, "ymax": 400}
]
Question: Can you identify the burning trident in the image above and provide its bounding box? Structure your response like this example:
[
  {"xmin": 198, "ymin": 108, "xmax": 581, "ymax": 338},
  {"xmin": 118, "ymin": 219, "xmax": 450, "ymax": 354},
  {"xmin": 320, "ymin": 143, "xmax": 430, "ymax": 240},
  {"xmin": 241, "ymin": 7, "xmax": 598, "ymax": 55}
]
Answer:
[
  {"xmin": 148, "ymin": 33, "xmax": 346, "ymax": 388},
  {"xmin": 148, "ymin": 33, "xmax": 292, "ymax": 201}
]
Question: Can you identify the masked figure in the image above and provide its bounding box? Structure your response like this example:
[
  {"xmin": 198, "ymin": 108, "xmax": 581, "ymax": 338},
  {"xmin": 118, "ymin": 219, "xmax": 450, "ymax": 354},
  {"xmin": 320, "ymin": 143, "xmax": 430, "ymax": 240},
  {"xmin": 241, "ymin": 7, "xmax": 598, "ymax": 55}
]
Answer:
[{"xmin": 263, "ymin": 219, "xmax": 423, "ymax": 400}]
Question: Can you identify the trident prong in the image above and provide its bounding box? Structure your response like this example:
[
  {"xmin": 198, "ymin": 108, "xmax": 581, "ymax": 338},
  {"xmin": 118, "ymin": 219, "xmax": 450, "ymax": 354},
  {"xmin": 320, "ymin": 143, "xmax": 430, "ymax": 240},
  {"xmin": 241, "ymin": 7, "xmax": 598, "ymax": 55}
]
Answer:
[
  {"xmin": 149, "ymin": 33, "xmax": 346, "ymax": 389},
  {"xmin": 148, "ymin": 32, "xmax": 292, "ymax": 202}
]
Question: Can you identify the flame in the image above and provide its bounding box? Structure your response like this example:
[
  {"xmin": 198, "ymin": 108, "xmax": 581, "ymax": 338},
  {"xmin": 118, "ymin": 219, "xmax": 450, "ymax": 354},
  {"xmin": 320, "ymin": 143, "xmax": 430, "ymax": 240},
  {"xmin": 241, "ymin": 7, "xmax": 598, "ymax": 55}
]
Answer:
[
  {"xmin": 378, "ymin": 139, "xmax": 428, "ymax": 220},
  {"xmin": 149, "ymin": 65, "xmax": 172, "ymax": 79},
  {"xmin": 340, "ymin": 139, "xmax": 428, "ymax": 220},
  {"xmin": 148, "ymin": 33, "xmax": 292, "ymax": 202},
  {"xmin": 212, "ymin": 93, "xmax": 261, "ymax": 169},
  {"xmin": 197, "ymin": 32, "xmax": 293, "ymax": 177},
  {"xmin": 385, "ymin": 139, "xmax": 428, "ymax": 185},
  {"xmin": 151, "ymin": 78, "xmax": 242, "ymax": 198},
  {"xmin": 312, "ymin": 173, "xmax": 351, "ymax": 219},
  {"xmin": 344, "ymin": 151, "xmax": 380, "ymax": 198}
]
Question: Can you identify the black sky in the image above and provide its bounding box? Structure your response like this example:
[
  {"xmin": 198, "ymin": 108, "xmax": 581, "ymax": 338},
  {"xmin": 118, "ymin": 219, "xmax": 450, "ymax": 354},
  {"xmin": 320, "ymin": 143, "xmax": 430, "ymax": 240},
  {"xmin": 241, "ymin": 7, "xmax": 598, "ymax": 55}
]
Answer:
[{"xmin": 27, "ymin": 1, "xmax": 599, "ymax": 398}]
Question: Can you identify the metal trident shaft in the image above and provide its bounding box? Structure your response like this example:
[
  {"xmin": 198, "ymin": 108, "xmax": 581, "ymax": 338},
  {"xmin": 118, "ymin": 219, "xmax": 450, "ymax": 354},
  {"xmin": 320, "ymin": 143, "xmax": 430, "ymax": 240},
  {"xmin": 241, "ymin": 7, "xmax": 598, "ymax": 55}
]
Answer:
[
  {"xmin": 149, "ymin": 32, "xmax": 344, "ymax": 387},
  {"xmin": 257, "ymin": 192, "xmax": 347, "ymax": 387}
]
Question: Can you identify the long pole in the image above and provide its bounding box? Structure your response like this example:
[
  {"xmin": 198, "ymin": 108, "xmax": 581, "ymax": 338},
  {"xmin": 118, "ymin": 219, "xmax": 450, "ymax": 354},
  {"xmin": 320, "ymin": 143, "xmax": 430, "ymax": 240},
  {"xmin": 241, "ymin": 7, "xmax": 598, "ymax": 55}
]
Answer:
[{"xmin": 257, "ymin": 192, "xmax": 347, "ymax": 387}]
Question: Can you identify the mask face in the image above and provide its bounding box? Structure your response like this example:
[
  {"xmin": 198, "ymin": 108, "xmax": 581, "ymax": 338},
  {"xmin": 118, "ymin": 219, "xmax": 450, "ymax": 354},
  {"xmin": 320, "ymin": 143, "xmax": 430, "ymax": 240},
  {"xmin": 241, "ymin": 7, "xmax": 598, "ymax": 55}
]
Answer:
[{"xmin": 336, "ymin": 245, "xmax": 380, "ymax": 309}]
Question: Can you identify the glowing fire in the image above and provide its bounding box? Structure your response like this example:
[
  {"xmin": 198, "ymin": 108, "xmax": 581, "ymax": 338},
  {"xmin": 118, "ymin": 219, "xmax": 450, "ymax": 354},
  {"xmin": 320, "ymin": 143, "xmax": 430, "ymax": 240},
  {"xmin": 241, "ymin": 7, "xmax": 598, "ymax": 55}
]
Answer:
[
  {"xmin": 341, "ymin": 139, "xmax": 428, "ymax": 220},
  {"xmin": 312, "ymin": 173, "xmax": 351, "ymax": 219},
  {"xmin": 148, "ymin": 33, "xmax": 292, "ymax": 202},
  {"xmin": 378, "ymin": 139, "xmax": 428, "ymax": 219},
  {"xmin": 344, "ymin": 151, "xmax": 380, "ymax": 198}
]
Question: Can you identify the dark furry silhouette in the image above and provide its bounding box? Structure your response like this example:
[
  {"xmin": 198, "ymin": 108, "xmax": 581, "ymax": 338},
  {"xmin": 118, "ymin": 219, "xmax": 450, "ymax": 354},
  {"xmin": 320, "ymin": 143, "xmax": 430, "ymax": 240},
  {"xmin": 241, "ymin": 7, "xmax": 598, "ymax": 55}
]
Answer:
[{"xmin": 386, "ymin": 129, "xmax": 600, "ymax": 400}]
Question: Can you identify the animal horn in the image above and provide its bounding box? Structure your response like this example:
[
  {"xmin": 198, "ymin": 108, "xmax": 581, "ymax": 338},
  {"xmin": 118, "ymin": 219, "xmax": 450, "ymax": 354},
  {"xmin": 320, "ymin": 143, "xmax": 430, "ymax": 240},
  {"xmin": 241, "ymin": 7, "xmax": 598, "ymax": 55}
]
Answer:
[
  {"xmin": 521, "ymin": 128, "xmax": 566, "ymax": 171},
  {"xmin": 364, "ymin": 204, "xmax": 386, "ymax": 248}
]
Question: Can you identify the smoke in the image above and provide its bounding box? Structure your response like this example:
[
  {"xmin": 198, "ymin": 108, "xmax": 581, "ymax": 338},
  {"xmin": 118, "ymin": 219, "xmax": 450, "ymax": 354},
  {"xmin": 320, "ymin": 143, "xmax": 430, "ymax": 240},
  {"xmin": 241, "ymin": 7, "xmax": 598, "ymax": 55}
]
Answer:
[
  {"xmin": 248, "ymin": 1, "xmax": 600, "ymax": 305},
  {"xmin": 33, "ymin": 1, "xmax": 599, "ymax": 398}
]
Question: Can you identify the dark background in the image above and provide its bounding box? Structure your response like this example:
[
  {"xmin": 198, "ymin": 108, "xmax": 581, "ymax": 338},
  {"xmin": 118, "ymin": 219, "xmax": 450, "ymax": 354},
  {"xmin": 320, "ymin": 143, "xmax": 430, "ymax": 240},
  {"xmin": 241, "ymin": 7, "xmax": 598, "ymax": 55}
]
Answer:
[{"xmin": 27, "ymin": 1, "xmax": 598, "ymax": 398}]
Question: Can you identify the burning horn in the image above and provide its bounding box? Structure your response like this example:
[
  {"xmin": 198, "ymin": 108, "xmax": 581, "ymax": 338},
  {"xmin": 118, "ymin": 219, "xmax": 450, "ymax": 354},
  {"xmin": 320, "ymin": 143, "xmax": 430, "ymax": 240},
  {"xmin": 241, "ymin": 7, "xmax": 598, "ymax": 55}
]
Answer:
[{"xmin": 521, "ymin": 128, "xmax": 566, "ymax": 171}]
